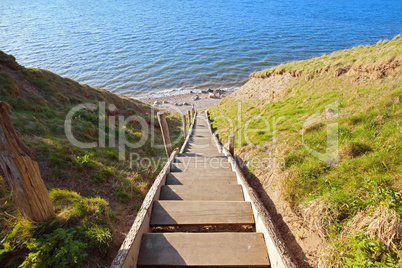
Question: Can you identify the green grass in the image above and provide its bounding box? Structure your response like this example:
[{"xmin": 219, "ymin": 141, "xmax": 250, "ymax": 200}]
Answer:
[
  {"xmin": 210, "ymin": 36, "xmax": 401, "ymax": 266},
  {"xmin": 0, "ymin": 50, "xmax": 185, "ymax": 266},
  {"xmin": 0, "ymin": 71, "xmax": 18, "ymax": 96},
  {"xmin": 251, "ymin": 36, "xmax": 402, "ymax": 79},
  {"xmin": 0, "ymin": 189, "xmax": 113, "ymax": 267},
  {"xmin": 330, "ymin": 232, "xmax": 400, "ymax": 267}
]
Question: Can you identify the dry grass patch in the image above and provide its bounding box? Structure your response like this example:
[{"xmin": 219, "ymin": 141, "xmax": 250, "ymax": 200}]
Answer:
[
  {"xmin": 343, "ymin": 205, "xmax": 401, "ymax": 248},
  {"xmin": 300, "ymin": 198, "xmax": 335, "ymax": 239}
]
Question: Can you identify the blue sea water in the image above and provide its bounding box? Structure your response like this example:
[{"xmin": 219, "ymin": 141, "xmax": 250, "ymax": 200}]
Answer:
[{"xmin": 0, "ymin": 0, "xmax": 401, "ymax": 98}]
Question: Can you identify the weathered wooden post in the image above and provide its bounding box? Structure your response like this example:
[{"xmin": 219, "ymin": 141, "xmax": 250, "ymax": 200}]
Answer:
[
  {"xmin": 229, "ymin": 133, "xmax": 235, "ymax": 156},
  {"xmin": 0, "ymin": 102, "xmax": 55, "ymax": 222},
  {"xmin": 182, "ymin": 114, "xmax": 187, "ymax": 138},
  {"xmin": 188, "ymin": 110, "xmax": 191, "ymax": 126},
  {"xmin": 157, "ymin": 112, "xmax": 172, "ymax": 157},
  {"xmin": 192, "ymin": 104, "xmax": 195, "ymax": 116}
]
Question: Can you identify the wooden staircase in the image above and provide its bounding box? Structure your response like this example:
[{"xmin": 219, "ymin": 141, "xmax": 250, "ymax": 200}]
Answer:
[{"xmin": 136, "ymin": 113, "xmax": 270, "ymax": 267}]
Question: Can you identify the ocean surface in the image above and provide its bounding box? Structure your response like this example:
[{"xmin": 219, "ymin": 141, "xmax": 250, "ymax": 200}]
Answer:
[{"xmin": 1, "ymin": 0, "xmax": 401, "ymax": 98}]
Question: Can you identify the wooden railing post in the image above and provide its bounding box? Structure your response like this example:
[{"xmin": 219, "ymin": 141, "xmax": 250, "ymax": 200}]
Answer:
[
  {"xmin": 188, "ymin": 110, "xmax": 191, "ymax": 126},
  {"xmin": 229, "ymin": 134, "xmax": 235, "ymax": 156},
  {"xmin": 0, "ymin": 102, "xmax": 55, "ymax": 222},
  {"xmin": 157, "ymin": 112, "xmax": 172, "ymax": 157},
  {"xmin": 192, "ymin": 104, "xmax": 195, "ymax": 116},
  {"xmin": 182, "ymin": 114, "xmax": 187, "ymax": 138}
]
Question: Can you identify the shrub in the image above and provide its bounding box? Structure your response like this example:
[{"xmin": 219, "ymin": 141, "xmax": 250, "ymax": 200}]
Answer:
[
  {"xmin": 78, "ymin": 224, "xmax": 113, "ymax": 253},
  {"xmin": 113, "ymin": 191, "xmax": 131, "ymax": 202},
  {"xmin": 21, "ymin": 228, "xmax": 88, "ymax": 268},
  {"xmin": 340, "ymin": 233, "xmax": 398, "ymax": 267}
]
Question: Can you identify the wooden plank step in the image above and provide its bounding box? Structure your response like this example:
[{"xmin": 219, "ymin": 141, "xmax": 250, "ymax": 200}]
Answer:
[
  {"xmin": 166, "ymin": 172, "xmax": 236, "ymax": 181},
  {"xmin": 184, "ymin": 145, "xmax": 217, "ymax": 151},
  {"xmin": 160, "ymin": 185, "xmax": 244, "ymax": 201},
  {"xmin": 181, "ymin": 147, "xmax": 222, "ymax": 153},
  {"xmin": 166, "ymin": 176, "xmax": 238, "ymax": 185},
  {"xmin": 173, "ymin": 158, "xmax": 229, "ymax": 166},
  {"xmin": 170, "ymin": 163, "xmax": 233, "ymax": 174},
  {"xmin": 171, "ymin": 167, "xmax": 233, "ymax": 173},
  {"xmin": 150, "ymin": 201, "xmax": 254, "ymax": 227},
  {"xmin": 170, "ymin": 163, "xmax": 232, "ymax": 172},
  {"xmin": 192, "ymin": 134, "xmax": 211, "ymax": 138},
  {"xmin": 138, "ymin": 233, "xmax": 270, "ymax": 267},
  {"xmin": 181, "ymin": 146, "xmax": 218, "ymax": 151},
  {"xmin": 177, "ymin": 152, "xmax": 226, "ymax": 158},
  {"xmin": 168, "ymin": 169, "xmax": 236, "ymax": 180},
  {"xmin": 174, "ymin": 155, "xmax": 228, "ymax": 162}
]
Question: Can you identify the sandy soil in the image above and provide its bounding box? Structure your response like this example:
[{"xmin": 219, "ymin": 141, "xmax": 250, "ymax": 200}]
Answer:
[{"xmin": 138, "ymin": 90, "xmax": 233, "ymax": 113}]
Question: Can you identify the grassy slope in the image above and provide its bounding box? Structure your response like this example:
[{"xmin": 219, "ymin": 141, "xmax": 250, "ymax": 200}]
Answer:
[
  {"xmin": 0, "ymin": 51, "xmax": 184, "ymax": 267},
  {"xmin": 210, "ymin": 36, "xmax": 401, "ymax": 266}
]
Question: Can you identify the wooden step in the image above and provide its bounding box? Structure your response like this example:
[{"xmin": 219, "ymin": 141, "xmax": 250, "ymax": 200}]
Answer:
[
  {"xmin": 170, "ymin": 163, "xmax": 232, "ymax": 172},
  {"xmin": 185, "ymin": 145, "xmax": 218, "ymax": 151},
  {"xmin": 177, "ymin": 152, "xmax": 226, "ymax": 159},
  {"xmin": 170, "ymin": 164, "xmax": 231, "ymax": 170},
  {"xmin": 166, "ymin": 171, "xmax": 237, "ymax": 182},
  {"xmin": 181, "ymin": 148, "xmax": 224, "ymax": 154},
  {"xmin": 137, "ymin": 233, "xmax": 270, "ymax": 267},
  {"xmin": 166, "ymin": 176, "xmax": 238, "ymax": 185},
  {"xmin": 160, "ymin": 185, "xmax": 244, "ymax": 201},
  {"xmin": 150, "ymin": 201, "xmax": 254, "ymax": 227},
  {"xmin": 173, "ymin": 157, "xmax": 229, "ymax": 166},
  {"xmin": 174, "ymin": 155, "xmax": 228, "ymax": 162}
]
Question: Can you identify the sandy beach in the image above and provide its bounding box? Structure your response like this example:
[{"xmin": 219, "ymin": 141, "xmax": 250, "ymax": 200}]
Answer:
[{"xmin": 139, "ymin": 90, "xmax": 233, "ymax": 113}]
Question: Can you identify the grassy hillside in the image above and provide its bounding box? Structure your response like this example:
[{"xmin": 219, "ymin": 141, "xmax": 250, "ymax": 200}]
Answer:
[
  {"xmin": 210, "ymin": 36, "xmax": 401, "ymax": 266},
  {"xmin": 0, "ymin": 51, "xmax": 184, "ymax": 267}
]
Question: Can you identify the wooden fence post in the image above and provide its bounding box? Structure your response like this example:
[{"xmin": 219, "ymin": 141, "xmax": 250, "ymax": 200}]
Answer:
[
  {"xmin": 229, "ymin": 134, "xmax": 235, "ymax": 156},
  {"xmin": 0, "ymin": 102, "xmax": 55, "ymax": 222},
  {"xmin": 157, "ymin": 112, "xmax": 172, "ymax": 157},
  {"xmin": 182, "ymin": 114, "xmax": 187, "ymax": 138},
  {"xmin": 188, "ymin": 110, "xmax": 191, "ymax": 126}
]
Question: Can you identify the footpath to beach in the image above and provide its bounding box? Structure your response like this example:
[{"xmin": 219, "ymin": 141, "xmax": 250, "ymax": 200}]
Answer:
[{"xmin": 112, "ymin": 111, "xmax": 297, "ymax": 267}]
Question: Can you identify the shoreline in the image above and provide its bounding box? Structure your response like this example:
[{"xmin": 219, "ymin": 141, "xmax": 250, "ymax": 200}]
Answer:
[{"xmin": 137, "ymin": 89, "xmax": 234, "ymax": 113}]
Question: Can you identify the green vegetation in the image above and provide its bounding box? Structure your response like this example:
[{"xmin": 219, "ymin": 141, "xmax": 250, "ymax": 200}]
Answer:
[
  {"xmin": 1, "ymin": 189, "xmax": 112, "ymax": 267},
  {"xmin": 0, "ymin": 51, "xmax": 184, "ymax": 266},
  {"xmin": 251, "ymin": 37, "xmax": 402, "ymax": 79},
  {"xmin": 210, "ymin": 36, "xmax": 401, "ymax": 266}
]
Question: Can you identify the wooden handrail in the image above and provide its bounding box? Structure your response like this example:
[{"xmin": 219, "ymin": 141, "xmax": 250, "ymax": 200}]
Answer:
[
  {"xmin": 206, "ymin": 110, "xmax": 297, "ymax": 268},
  {"xmin": 111, "ymin": 148, "xmax": 179, "ymax": 268}
]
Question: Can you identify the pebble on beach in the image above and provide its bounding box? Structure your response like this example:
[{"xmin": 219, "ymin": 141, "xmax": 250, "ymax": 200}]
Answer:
[{"xmin": 142, "ymin": 89, "xmax": 232, "ymax": 113}]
